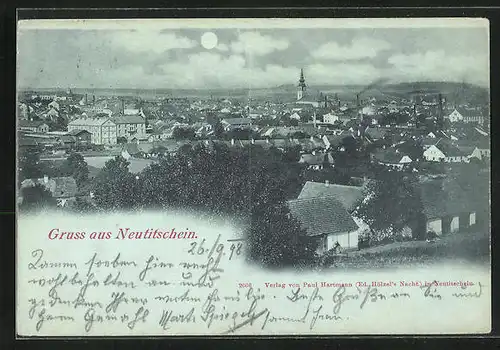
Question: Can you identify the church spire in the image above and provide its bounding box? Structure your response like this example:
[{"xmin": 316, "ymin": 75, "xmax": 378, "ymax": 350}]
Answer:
[{"xmin": 297, "ymin": 68, "xmax": 306, "ymax": 101}]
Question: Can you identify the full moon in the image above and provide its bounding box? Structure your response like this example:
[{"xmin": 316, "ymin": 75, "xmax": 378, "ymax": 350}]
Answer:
[{"xmin": 201, "ymin": 32, "xmax": 218, "ymax": 50}]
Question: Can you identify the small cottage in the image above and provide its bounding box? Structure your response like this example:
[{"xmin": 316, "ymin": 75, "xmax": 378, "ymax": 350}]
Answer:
[{"xmin": 287, "ymin": 196, "xmax": 360, "ymax": 254}]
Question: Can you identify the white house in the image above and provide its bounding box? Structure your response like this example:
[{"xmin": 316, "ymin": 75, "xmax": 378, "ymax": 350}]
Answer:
[
  {"xmin": 423, "ymin": 144, "xmax": 467, "ymax": 163},
  {"xmin": 48, "ymin": 100, "xmax": 60, "ymax": 111},
  {"xmin": 458, "ymin": 146, "xmax": 483, "ymax": 161},
  {"xmin": 323, "ymin": 113, "xmax": 340, "ymax": 124},
  {"xmin": 446, "ymin": 109, "xmax": 464, "ymax": 123}
]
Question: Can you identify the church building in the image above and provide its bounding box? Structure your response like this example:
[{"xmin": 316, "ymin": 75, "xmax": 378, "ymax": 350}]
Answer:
[{"xmin": 295, "ymin": 68, "xmax": 321, "ymax": 108}]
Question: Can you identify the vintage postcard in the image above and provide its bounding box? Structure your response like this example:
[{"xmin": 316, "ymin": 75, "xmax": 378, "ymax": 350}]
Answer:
[{"xmin": 16, "ymin": 17, "xmax": 491, "ymax": 336}]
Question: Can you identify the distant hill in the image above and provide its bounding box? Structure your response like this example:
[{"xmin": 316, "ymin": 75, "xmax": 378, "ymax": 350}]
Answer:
[{"xmin": 19, "ymin": 81, "xmax": 488, "ymax": 104}]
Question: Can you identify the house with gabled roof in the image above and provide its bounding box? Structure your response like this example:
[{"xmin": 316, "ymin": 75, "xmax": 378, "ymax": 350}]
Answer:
[
  {"xmin": 422, "ymin": 139, "xmax": 468, "ymax": 163},
  {"xmin": 287, "ymin": 196, "xmax": 360, "ymax": 254},
  {"xmin": 297, "ymin": 181, "xmax": 371, "ymax": 250},
  {"xmin": 19, "ymin": 120, "xmax": 49, "ymax": 133},
  {"xmin": 372, "ymin": 148, "xmax": 413, "ymax": 169},
  {"xmin": 298, "ymin": 152, "xmax": 333, "ymax": 170},
  {"xmin": 68, "ymin": 118, "xmax": 117, "ymax": 145},
  {"xmin": 413, "ymin": 177, "xmax": 483, "ymax": 237},
  {"xmin": 446, "ymin": 107, "xmax": 485, "ymax": 125},
  {"xmin": 221, "ymin": 117, "xmax": 252, "ymax": 131},
  {"xmin": 67, "ymin": 129, "xmax": 91, "ymax": 146},
  {"xmin": 20, "ymin": 175, "xmax": 78, "ymax": 207}
]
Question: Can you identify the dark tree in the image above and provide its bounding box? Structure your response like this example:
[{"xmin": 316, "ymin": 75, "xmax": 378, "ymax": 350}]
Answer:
[
  {"xmin": 18, "ymin": 149, "xmax": 43, "ymax": 181},
  {"xmin": 172, "ymin": 127, "xmax": 196, "ymax": 140},
  {"xmin": 50, "ymin": 116, "xmax": 68, "ymax": 131},
  {"xmin": 291, "ymin": 131, "xmax": 308, "ymax": 139},
  {"xmin": 283, "ymin": 145, "xmax": 302, "ymax": 163},
  {"xmin": 91, "ymin": 156, "xmax": 139, "ymax": 210},
  {"xmin": 19, "ymin": 184, "xmax": 57, "ymax": 211},
  {"xmin": 72, "ymin": 196, "xmax": 96, "ymax": 213},
  {"xmin": 213, "ymin": 120, "xmax": 224, "ymax": 138},
  {"xmin": 134, "ymin": 143, "xmax": 314, "ymax": 268},
  {"xmin": 59, "ymin": 152, "xmax": 89, "ymax": 189},
  {"xmin": 117, "ymin": 136, "xmax": 128, "ymax": 144},
  {"xmin": 247, "ymin": 204, "xmax": 317, "ymax": 268},
  {"xmin": 227, "ymin": 128, "xmax": 254, "ymax": 140},
  {"xmin": 354, "ymin": 166, "xmax": 423, "ymax": 242}
]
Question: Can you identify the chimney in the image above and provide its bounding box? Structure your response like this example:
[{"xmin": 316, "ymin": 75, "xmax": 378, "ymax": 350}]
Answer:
[
  {"xmin": 121, "ymin": 99, "xmax": 125, "ymax": 114},
  {"xmin": 85, "ymin": 94, "xmax": 88, "ymax": 104},
  {"xmin": 324, "ymin": 95, "xmax": 328, "ymax": 108},
  {"xmin": 93, "ymin": 95, "xmax": 96, "ymax": 104},
  {"xmin": 325, "ymin": 180, "xmax": 330, "ymax": 186},
  {"xmin": 43, "ymin": 175, "xmax": 49, "ymax": 183},
  {"xmin": 313, "ymin": 112, "xmax": 317, "ymax": 128}
]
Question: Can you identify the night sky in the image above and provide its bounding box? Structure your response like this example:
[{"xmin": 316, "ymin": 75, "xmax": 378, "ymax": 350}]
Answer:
[{"xmin": 17, "ymin": 18, "xmax": 489, "ymax": 90}]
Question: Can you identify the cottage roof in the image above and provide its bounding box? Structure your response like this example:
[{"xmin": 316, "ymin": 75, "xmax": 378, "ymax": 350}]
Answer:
[
  {"xmin": 457, "ymin": 146, "xmax": 477, "ymax": 155},
  {"xmin": 297, "ymin": 138, "xmax": 325, "ymax": 151},
  {"xmin": 297, "ymin": 181, "xmax": 364, "ymax": 212},
  {"xmin": 21, "ymin": 177, "xmax": 78, "ymax": 198},
  {"xmin": 297, "ymin": 124, "xmax": 322, "ymax": 136},
  {"xmin": 417, "ymin": 178, "xmax": 482, "ymax": 219},
  {"xmin": 58, "ymin": 135, "xmax": 76, "ymax": 143},
  {"xmin": 421, "ymin": 137, "xmax": 442, "ymax": 147},
  {"xmin": 451, "ymin": 107, "xmax": 482, "ymax": 119},
  {"xmin": 287, "ymin": 197, "xmax": 359, "ymax": 237},
  {"xmin": 436, "ymin": 142, "xmax": 465, "ymax": 157},
  {"xmin": 323, "ymin": 135, "xmax": 345, "ymax": 148},
  {"xmin": 373, "ymin": 149, "xmax": 409, "ymax": 164},
  {"xmin": 299, "ymin": 153, "xmax": 329, "ymax": 165},
  {"xmin": 19, "ymin": 120, "xmax": 47, "ymax": 128},
  {"xmin": 365, "ymin": 128, "xmax": 388, "ymax": 140}
]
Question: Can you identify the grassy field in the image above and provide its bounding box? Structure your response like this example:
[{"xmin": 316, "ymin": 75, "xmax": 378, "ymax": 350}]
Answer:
[{"xmin": 324, "ymin": 228, "xmax": 490, "ymax": 270}]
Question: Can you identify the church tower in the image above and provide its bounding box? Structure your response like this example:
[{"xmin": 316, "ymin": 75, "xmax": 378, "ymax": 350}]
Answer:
[{"xmin": 297, "ymin": 68, "xmax": 306, "ymax": 101}]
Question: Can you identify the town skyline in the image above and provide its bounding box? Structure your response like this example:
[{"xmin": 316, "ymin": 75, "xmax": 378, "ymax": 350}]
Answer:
[{"xmin": 17, "ymin": 19, "xmax": 489, "ymax": 90}]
